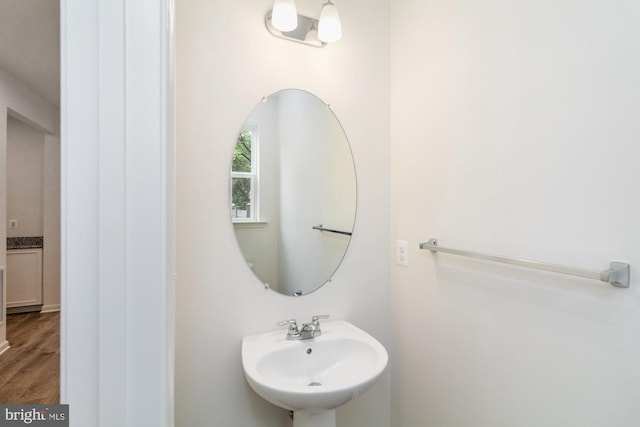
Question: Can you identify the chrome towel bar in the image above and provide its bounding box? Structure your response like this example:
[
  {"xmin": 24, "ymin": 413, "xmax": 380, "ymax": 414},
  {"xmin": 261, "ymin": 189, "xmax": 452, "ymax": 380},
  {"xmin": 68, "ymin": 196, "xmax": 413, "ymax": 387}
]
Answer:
[{"xmin": 420, "ymin": 238, "xmax": 630, "ymax": 288}]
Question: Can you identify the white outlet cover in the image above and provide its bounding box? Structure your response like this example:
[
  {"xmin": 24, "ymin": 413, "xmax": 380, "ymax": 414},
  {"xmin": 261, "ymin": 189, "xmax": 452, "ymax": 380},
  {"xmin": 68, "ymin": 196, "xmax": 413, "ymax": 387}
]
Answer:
[{"xmin": 396, "ymin": 240, "xmax": 409, "ymax": 267}]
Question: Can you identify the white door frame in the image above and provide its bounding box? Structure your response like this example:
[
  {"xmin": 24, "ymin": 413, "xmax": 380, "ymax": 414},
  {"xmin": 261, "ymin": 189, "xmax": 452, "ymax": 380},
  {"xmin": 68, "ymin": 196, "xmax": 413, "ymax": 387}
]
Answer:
[{"xmin": 60, "ymin": 1, "xmax": 174, "ymax": 425}]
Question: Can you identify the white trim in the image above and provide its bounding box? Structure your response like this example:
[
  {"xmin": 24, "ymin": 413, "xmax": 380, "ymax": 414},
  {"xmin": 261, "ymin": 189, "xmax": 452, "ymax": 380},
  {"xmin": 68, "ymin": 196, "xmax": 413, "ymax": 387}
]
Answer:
[
  {"xmin": 233, "ymin": 221, "xmax": 269, "ymax": 229},
  {"xmin": 0, "ymin": 340, "xmax": 9, "ymax": 356},
  {"xmin": 0, "ymin": 267, "xmax": 5, "ymax": 327},
  {"xmin": 40, "ymin": 304, "xmax": 61, "ymax": 313},
  {"xmin": 61, "ymin": 0, "xmax": 174, "ymax": 425}
]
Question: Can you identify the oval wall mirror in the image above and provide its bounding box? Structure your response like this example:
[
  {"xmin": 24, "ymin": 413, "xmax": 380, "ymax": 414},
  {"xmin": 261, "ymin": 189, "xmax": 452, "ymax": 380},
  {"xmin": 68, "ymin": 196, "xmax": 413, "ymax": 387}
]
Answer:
[{"xmin": 230, "ymin": 89, "xmax": 356, "ymax": 296}]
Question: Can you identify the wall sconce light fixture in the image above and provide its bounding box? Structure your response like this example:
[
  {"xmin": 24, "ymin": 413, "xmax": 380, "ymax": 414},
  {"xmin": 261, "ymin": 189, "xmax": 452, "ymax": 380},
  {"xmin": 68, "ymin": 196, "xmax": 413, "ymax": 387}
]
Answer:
[
  {"xmin": 318, "ymin": 1, "xmax": 342, "ymax": 43},
  {"xmin": 271, "ymin": 0, "xmax": 298, "ymax": 32},
  {"xmin": 266, "ymin": 0, "xmax": 342, "ymax": 47}
]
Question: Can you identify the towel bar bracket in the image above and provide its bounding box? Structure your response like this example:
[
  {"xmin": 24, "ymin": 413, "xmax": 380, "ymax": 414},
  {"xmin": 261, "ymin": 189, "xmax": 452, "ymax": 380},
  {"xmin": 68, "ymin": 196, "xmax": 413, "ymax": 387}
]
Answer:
[{"xmin": 604, "ymin": 262, "xmax": 630, "ymax": 288}]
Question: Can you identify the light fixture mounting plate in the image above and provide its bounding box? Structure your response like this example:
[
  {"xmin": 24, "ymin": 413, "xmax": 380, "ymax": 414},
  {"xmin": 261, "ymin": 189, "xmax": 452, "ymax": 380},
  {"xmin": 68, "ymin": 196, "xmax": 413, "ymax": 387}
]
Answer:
[{"xmin": 265, "ymin": 11, "xmax": 327, "ymax": 48}]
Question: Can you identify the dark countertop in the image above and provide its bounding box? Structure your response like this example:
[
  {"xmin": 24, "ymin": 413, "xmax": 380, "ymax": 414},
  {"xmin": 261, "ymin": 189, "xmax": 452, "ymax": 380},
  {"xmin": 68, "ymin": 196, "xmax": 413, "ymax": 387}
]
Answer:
[{"xmin": 7, "ymin": 236, "xmax": 43, "ymax": 250}]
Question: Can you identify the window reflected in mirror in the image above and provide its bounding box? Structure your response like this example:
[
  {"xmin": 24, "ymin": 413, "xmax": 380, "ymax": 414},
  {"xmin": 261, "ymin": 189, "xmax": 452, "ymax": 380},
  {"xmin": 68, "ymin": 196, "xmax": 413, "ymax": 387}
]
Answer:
[{"xmin": 231, "ymin": 126, "xmax": 258, "ymax": 222}]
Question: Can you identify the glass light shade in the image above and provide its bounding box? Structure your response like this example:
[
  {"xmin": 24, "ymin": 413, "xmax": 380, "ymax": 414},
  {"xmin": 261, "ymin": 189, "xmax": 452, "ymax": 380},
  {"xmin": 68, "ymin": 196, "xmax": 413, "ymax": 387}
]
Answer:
[
  {"xmin": 272, "ymin": 0, "xmax": 298, "ymax": 32},
  {"xmin": 318, "ymin": 1, "xmax": 342, "ymax": 43}
]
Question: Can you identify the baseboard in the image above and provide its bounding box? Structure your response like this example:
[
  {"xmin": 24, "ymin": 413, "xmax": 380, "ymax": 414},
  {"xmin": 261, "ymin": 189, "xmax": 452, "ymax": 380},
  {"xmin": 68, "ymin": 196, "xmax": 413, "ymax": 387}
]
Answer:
[
  {"xmin": 0, "ymin": 340, "xmax": 10, "ymax": 356},
  {"xmin": 8, "ymin": 305, "xmax": 42, "ymax": 315},
  {"xmin": 40, "ymin": 304, "xmax": 61, "ymax": 313}
]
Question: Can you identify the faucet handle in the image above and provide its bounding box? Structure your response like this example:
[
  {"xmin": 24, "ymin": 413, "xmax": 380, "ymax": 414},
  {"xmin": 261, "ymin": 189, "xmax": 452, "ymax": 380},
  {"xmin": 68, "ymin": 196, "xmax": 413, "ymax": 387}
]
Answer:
[
  {"xmin": 311, "ymin": 315, "xmax": 330, "ymax": 325},
  {"xmin": 277, "ymin": 319, "xmax": 298, "ymax": 331}
]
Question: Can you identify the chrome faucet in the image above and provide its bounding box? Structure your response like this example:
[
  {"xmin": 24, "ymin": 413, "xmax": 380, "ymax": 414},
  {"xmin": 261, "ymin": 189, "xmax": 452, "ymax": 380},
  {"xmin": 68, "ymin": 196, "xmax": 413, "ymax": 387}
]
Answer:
[{"xmin": 277, "ymin": 315, "xmax": 330, "ymax": 340}]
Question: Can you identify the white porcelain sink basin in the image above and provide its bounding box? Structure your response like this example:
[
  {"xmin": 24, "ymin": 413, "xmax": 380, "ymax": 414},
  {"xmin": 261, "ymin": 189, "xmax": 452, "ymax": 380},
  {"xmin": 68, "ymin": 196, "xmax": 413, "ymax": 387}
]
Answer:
[{"xmin": 242, "ymin": 320, "xmax": 388, "ymax": 423}]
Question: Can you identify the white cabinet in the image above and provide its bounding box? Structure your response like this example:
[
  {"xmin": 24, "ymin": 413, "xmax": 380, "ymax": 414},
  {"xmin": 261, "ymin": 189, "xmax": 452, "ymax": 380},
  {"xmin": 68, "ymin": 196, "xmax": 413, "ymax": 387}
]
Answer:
[{"xmin": 6, "ymin": 248, "xmax": 43, "ymax": 310}]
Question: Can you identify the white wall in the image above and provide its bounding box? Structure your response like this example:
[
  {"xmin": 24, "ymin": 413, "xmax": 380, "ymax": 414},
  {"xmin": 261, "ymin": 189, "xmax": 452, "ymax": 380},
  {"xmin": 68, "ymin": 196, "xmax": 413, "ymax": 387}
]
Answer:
[
  {"xmin": 0, "ymin": 68, "xmax": 58, "ymax": 134},
  {"xmin": 7, "ymin": 115, "xmax": 45, "ymax": 238},
  {"xmin": 175, "ymin": 0, "xmax": 390, "ymax": 425},
  {"xmin": 390, "ymin": 0, "xmax": 640, "ymax": 425}
]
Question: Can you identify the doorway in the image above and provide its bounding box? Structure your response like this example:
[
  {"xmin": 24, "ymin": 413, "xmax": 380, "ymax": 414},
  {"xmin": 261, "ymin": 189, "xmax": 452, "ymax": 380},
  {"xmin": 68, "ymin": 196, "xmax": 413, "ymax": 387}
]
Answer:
[{"xmin": 0, "ymin": 0, "xmax": 61, "ymax": 405}]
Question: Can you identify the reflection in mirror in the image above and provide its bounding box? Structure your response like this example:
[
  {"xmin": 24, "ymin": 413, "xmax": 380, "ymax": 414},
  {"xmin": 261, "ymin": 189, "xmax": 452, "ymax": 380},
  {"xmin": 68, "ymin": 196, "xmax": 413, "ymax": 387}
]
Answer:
[{"xmin": 230, "ymin": 89, "xmax": 356, "ymax": 296}]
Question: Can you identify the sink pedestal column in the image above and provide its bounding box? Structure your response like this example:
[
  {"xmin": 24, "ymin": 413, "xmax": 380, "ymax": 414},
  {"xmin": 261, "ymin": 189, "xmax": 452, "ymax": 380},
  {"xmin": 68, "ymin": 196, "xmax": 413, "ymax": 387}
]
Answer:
[{"xmin": 293, "ymin": 409, "xmax": 336, "ymax": 427}]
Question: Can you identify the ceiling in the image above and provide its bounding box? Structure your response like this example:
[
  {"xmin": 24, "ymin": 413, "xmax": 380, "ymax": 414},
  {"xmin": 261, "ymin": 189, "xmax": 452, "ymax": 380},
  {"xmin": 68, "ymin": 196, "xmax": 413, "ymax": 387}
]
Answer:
[{"xmin": 0, "ymin": 0, "xmax": 60, "ymax": 107}]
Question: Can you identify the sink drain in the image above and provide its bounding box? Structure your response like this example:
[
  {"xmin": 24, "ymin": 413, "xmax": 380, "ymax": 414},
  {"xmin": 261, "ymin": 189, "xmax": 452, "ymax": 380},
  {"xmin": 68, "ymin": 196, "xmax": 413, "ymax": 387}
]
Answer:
[{"xmin": 308, "ymin": 381, "xmax": 322, "ymax": 386}]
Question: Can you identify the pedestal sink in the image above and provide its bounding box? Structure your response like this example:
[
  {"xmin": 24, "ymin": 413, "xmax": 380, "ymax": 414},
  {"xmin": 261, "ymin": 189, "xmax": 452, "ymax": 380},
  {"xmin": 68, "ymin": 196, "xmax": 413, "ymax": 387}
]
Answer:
[{"xmin": 241, "ymin": 320, "xmax": 388, "ymax": 427}]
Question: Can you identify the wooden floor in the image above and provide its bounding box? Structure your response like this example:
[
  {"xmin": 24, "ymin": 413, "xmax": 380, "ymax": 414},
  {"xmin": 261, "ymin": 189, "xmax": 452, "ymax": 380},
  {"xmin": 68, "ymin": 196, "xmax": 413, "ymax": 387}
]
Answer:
[{"xmin": 0, "ymin": 311, "xmax": 60, "ymax": 403}]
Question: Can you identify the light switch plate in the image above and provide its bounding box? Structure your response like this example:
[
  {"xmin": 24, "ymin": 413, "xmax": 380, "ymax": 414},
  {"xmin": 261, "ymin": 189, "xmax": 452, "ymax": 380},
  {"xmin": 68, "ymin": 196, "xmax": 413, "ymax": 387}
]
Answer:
[{"xmin": 9, "ymin": 219, "xmax": 18, "ymax": 229}]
